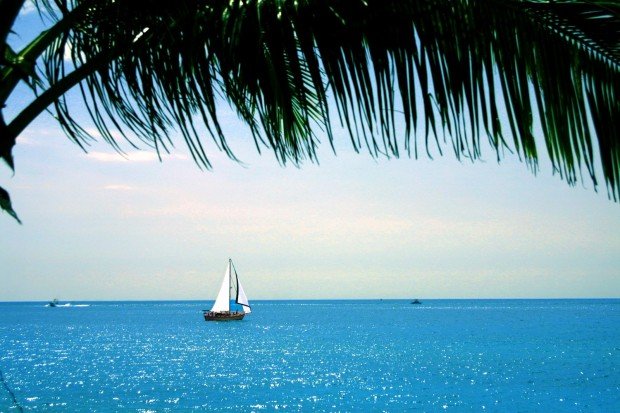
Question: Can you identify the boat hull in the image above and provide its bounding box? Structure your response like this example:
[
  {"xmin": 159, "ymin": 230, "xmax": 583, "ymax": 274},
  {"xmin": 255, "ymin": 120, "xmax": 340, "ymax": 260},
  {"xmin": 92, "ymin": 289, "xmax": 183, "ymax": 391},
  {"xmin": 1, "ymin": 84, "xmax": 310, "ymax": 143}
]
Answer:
[{"xmin": 203, "ymin": 311, "xmax": 245, "ymax": 321}]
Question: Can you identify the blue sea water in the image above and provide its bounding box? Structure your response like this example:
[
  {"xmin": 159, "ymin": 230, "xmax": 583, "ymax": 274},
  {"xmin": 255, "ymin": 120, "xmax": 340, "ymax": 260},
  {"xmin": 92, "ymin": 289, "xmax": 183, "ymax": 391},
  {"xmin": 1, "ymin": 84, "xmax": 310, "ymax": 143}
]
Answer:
[{"xmin": 0, "ymin": 300, "xmax": 619, "ymax": 412}]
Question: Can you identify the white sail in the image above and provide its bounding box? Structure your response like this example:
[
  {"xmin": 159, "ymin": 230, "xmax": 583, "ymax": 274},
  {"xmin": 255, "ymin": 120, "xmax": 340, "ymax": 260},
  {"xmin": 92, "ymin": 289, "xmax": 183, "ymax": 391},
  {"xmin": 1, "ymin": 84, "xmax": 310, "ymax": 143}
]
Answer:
[
  {"xmin": 210, "ymin": 262, "xmax": 231, "ymax": 312},
  {"xmin": 236, "ymin": 280, "xmax": 251, "ymax": 313}
]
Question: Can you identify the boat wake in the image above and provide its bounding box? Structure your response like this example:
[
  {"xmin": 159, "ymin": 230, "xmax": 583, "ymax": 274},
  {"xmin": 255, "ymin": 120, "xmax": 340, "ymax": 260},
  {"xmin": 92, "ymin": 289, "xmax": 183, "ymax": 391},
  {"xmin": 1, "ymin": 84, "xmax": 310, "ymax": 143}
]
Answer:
[{"xmin": 45, "ymin": 303, "xmax": 90, "ymax": 308}]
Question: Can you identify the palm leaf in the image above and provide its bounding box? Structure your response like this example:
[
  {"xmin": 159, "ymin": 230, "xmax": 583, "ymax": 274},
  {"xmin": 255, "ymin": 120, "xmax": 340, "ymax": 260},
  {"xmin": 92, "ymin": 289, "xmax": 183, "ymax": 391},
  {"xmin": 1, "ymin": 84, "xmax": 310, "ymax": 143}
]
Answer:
[
  {"xmin": 0, "ymin": 184, "xmax": 21, "ymax": 224},
  {"xmin": 2, "ymin": 0, "xmax": 620, "ymax": 222}
]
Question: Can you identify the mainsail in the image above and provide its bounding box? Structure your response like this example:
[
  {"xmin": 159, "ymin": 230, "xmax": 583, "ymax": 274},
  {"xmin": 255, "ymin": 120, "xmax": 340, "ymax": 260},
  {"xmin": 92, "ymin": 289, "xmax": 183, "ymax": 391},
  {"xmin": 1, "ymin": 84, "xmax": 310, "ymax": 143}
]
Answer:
[{"xmin": 210, "ymin": 262, "xmax": 231, "ymax": 312}]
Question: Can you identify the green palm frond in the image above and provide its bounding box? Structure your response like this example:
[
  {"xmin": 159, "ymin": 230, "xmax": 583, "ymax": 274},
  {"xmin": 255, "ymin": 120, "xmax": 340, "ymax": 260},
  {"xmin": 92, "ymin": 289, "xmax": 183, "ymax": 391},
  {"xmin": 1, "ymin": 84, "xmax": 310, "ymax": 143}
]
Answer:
[
  {"xmin": 1, "ymin": 0, "xmax": 619, "ymax": 222},
  {"xmin": 524, "ymin": 0, "xmax": 620, "ymax": 64},
  {"xmin": 0, "ymin": 184, "xmax": 21, "ymax": 224}
]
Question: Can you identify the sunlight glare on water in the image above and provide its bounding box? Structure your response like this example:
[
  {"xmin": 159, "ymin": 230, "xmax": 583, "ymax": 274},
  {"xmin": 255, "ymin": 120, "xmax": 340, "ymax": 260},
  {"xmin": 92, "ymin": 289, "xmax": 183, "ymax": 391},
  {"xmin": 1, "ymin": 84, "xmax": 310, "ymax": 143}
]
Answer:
[{"xmin": 0, "ymin": 300, "xmax": 619, "ymax": 411}]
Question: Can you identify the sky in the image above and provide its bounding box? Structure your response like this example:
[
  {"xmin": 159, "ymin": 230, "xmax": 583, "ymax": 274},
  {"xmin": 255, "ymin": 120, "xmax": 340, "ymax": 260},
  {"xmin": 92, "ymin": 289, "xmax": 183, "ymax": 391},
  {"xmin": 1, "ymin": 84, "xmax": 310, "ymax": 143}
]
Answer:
[{"xmin": 1, "ymin": 4, "xmax": 619, "ymax": 301}]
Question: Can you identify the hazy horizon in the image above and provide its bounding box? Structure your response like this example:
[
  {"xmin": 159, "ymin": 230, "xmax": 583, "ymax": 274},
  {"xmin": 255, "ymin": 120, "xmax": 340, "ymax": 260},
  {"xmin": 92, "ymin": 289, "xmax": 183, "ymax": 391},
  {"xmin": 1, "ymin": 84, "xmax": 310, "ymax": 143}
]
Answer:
[{"xmin": 2, "ymin": 297, "xmax": 619, "ymax": 303}]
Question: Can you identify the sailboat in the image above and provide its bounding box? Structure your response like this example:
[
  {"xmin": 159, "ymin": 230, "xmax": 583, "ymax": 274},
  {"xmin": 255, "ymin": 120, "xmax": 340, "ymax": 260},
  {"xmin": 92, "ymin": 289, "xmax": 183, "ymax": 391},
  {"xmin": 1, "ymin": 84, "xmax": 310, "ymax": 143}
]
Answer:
[{"xmin": 203, "ymin": 259, "xmax": 251, "ymax": 321}]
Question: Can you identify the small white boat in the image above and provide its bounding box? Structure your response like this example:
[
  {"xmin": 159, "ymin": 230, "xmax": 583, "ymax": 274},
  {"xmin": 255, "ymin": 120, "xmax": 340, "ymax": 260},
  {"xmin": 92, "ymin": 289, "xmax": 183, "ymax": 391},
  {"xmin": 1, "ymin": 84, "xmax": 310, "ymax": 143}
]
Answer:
[{"xmin": 203, "ymin": 259, "xmax": 251, "ymax": 321}]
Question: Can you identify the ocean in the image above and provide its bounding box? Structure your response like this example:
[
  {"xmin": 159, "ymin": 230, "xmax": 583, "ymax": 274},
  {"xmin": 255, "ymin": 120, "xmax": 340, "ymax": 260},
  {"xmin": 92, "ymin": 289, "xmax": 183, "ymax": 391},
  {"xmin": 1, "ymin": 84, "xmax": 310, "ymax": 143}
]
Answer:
[{"xmin": 0, "ymin": 300, "xmax": 618, "ymax": 411}]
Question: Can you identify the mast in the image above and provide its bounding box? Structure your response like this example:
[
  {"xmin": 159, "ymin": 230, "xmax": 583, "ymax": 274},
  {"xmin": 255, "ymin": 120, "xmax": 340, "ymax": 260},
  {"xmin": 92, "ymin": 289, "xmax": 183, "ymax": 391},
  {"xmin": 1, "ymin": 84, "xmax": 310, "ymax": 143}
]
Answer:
[{"xmin": 229, "ymin": 258, "xmax": 234, "ymax": 311}]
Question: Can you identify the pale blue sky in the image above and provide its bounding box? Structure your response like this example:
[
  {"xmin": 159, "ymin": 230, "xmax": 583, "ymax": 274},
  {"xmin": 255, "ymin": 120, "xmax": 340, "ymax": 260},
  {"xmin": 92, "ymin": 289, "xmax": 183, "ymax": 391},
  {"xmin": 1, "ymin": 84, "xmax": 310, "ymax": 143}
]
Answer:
[{"xmin": 1, "ymin": 4, "xmax": 618, "ymax": 301}]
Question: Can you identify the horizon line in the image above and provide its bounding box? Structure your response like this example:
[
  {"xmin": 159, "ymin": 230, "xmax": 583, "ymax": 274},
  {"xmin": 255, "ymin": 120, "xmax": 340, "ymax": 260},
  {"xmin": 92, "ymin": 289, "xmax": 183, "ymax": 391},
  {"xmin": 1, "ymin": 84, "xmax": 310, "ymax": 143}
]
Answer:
[{"xmin": 1, "ymin": 297, "xmax": 619, "ymax": 303}]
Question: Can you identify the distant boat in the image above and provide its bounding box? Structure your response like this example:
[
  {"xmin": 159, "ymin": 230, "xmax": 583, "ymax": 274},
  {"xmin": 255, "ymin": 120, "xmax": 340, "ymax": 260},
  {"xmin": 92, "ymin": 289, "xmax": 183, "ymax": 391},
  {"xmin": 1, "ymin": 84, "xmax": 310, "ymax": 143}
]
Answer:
[
  {"xmin": 203, "ymin": 259, "xmax": 251, "ymax": 321},
  {"xmin": 48, "ymin": 298, "xmax": 60, "ymax": 307},
  {"xmin": 411, "ymin": 299, "xmax": 422, "ymax": 305}
]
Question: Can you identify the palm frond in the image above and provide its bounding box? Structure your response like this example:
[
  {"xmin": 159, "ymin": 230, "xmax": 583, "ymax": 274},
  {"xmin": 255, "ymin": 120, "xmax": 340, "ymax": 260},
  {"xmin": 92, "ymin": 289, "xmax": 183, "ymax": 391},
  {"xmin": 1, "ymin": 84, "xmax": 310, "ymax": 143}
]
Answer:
[
  {"xmin": 3, "ymin": 0, "xmax": 620, "ymax": 212},
  {"xmin": 524, "ymin": 0, "xmax": 620, "ymax": 65},
  {"xmin": 0, "ymin": 184, "xmax": 21, "ymax": 224}
]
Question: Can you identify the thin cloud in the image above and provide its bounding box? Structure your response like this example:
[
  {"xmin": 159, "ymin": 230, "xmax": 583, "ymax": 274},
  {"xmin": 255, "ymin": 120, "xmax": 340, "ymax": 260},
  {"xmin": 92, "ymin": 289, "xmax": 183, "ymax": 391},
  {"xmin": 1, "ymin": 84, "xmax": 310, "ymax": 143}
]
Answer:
[
  {"xmin": 20, "ymin": 1, "xmax": 36, "ymax": 15},
  {"xmin": 17, "ymin": 128, "xmax": 63, "ymax": 146},
  {"xmin": 63, "ymin": 42, "xmax": 73, "ymax": 61},
  {"xmin": 104, "ymin": 184, "xmax": 134, "ymax": 191},
  {"xmin": 86, "ymin": 151, "xmax": 187, "ymax": 163},
  {"xmin": 87, "ymin": 151, "xmax": 158, "ymax": 163},
  {"xmin": 83, "ymin": 128, "xmax": 125, "ymax": 141}
]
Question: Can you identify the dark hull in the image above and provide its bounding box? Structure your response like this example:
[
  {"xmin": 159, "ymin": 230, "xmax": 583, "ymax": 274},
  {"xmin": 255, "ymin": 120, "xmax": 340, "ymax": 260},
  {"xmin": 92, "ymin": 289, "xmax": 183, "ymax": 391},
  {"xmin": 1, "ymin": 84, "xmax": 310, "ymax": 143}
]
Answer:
[{"xmin": 203, "ymin": 311, "xmax": 245, "ymax": 321}]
